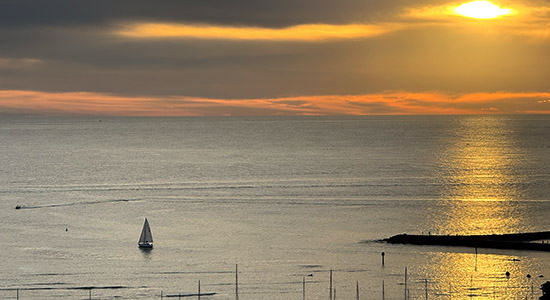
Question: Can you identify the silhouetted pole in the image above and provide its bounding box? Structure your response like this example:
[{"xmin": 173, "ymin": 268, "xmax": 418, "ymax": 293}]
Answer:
[
  {"xmin": 303, "ymin": 276, "xmax": 306, "ymax": 300},
  {"xmin": 356, "ymin": 281, "xmax": 359, "ymax": 300},
  {"xmin": 161, "ymin": 290, "xmax": 163, "ymax": 300},
  {"xmin": 198, "ymin": 280, "xmax": 201, "ymax": 300},
  {"xmin": 329, "ymin": 270, "xmax": 333, "ymax": 300},
  {"xmin": 382, "ymin": 280, "xmax": 385, "ymax": 300},
  {"xmin": 474, "ymin": 247, "xmax": 478, "ymax": 272},
  {"xmin": 381, "ymin": 252, "xmax": 385, "ymax": 266},
  {"xmin": 16, "ymin": 289, "xmax": 19, "ymax": 300},
  {"xmin": 527, "ymin": 274, "xmax": 533, "ymax": 299},
  {"xmin": 235, "ymin": 264, "xmax": 239, "ymax": 300},
  {"xmin": 404, "ymin": 267, "xmax": 407, "ymax": 300},
  {"xmin": 89, "ymin": 288, "xmax": 92, "ymax": 300}
]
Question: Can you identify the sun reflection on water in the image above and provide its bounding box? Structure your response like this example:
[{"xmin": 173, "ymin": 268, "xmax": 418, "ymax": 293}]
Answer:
[
  {"xmin": 442, "ymin": 116, "xmax": 522, "ymax": 202},
  {"xmin": 420, "ymin": 116, "xmax": 540, "ymax": 299},
  {"xmin": 437, "ymin": 116, "xmax": 526, "ymax": 235},
  {"xmin": 421, "ymin": 251, "xmax": 541, "ymax": 300}
]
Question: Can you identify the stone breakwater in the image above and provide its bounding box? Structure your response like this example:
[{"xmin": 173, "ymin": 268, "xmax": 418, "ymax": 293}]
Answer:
[{"xmin": 386, "ymin": 231, "xmax": 550, "ymax": 251}]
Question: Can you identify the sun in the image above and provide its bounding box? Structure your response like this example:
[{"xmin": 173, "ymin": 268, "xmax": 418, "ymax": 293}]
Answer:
[{"xmin": 452, "ymin": 1, "xmax": 516, "ymax": 19}]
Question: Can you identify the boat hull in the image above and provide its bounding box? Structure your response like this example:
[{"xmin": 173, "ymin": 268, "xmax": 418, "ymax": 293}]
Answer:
[{"xmin": 138, "ymin": 243, "xmax": 153, "ymax": 249}]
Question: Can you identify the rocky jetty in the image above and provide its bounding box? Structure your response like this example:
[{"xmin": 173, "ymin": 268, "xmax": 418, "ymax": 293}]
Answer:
[{"xmin": 386, "ymin": 231, "xmax": 550, "ymax": 252}]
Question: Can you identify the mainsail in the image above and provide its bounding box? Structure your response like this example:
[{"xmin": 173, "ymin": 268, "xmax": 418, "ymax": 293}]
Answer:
[{"xmin": 139, "ymin": 218, "xmax": 153, "ymax": 245}]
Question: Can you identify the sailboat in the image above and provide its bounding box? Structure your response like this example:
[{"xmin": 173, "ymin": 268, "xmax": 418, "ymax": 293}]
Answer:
[{"xmin": 138, "ymin": 218, "xmax": 153, "ymax": 248}]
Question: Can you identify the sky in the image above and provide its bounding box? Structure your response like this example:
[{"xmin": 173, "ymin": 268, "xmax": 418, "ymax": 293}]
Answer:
[{"xmin": 1, "ymin": 0, "xmax": 549, "ymax": 116}]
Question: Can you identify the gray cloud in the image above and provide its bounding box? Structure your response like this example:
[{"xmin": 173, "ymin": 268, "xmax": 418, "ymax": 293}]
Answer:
[
  {"xmin": 0, "ymin": 0, "xmax": 428, "ymax": 28},
  {"xmin": 0, "ymin": 0, "xmax": 548, "ymax": 102}
]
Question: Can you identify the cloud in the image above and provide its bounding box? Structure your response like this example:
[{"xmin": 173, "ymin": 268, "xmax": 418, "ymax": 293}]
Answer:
[
  {"xmin": 0, "ymin": 0, "xmax": 408, "ymax": 29},
  {"xmin": 2, "ymin": 90, "xmax": 550, "ymax": 116},
  {"xmin": 0, "ymin": 1, "xmax": 548, "ymax": 102},
  {"xmin": 0, "ymin": 58, "xmax": 42, "ymax": 69},
  {"xmin": 106, "ymin": 2, "xmax": 550, "ymax": 44},
  {"xmin": 1, "ymin": 19, "xmax": 548, "ymax": 99},
  {"xmin": 115, "ymin": 22, "xmax": 399, "ymax": 42}
]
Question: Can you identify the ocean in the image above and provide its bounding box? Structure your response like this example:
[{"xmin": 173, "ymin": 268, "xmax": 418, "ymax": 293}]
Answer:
[{"xmin": 1, "ymin": 115, "xmax": 549, "ymax": 299}]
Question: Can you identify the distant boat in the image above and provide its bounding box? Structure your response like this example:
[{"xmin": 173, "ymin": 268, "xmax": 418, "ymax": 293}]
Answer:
[{"xmin": 138, "ymin": 218, "xmax": 153, "ymax": 248}]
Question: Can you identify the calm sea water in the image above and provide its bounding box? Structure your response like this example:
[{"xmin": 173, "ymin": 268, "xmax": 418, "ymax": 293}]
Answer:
[{"xmin": 1, "ymin": 115, "xmax": 549, "ymax": 299}]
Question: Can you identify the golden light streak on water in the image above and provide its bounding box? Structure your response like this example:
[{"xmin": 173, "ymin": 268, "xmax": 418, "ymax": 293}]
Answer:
[
  {"xmin": 436, "ymin": 116, "xmax": 525, "ymax": 235},
  {"xmin": 422, "ymin": 251, "xmax": 540, "ymax": 300},
  {"xmin": 421, "ymin": 116, "xmax": 540, "ymax": 299}
]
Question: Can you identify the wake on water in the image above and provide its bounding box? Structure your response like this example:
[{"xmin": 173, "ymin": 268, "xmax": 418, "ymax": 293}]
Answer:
[{"xmin": 14, "ymin": 198, "xmax": 141, "ymax": 210}]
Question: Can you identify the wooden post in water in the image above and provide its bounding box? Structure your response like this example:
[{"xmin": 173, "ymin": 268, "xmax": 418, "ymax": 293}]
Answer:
[
  {"xmin": 161, "ymin": 290, "xmax": 163, "ymax": 300},
  {"xmin": 404, "ymin": 267, "xmax": 408, "ymax": 300},
  {"xmin": 527, "ymin": 274, "xmax": 533, "ymax": 299},
  {"xmin": 356, "ymin": 281, "xmax": 359, "ymax": 300},
  {"xmin": 329, "ymin": 270, "xmax": 333, "ymax": 300},
  {"xmin": 198, "ymin": 280, "xmax": 201, "ymax": 300},
  {"xmin": 475, "ymin": 247, "xmax": 478, "ymax": 272},
  {"xmin": 16, "ymin": 289, "xmax": 19, "ymax": 300},
  {"xmin": 382, "ymin": 280, "xmax": 385, "ymax": 300},
  {"xmin": 381, "ymin": 252, "xmax": 385, "ymax": 266},
  {"xmin": 302, "ymin": 276, "xmax": 306, "ymax": 300},
  {"xmin": 235, "ymin": 264, "xmax": 239, "ymax": 300},
  {"xmin": 89, "ymin": 288, "xmax": 92, "ymax": 300}
]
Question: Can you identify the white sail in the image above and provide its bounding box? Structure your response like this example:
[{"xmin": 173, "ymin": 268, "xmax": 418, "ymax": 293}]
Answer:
[{"xmin": 139, "ymin": 218, "xmax": 153, "ymax": 245}]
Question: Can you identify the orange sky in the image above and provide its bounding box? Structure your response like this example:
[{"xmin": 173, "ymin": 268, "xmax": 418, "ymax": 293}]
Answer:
[
  {"xmin": 2, "ymin": 90, "xmax": 549, "ymax": 116},
  {"xmin": 1, "ymin": 0, "xmax": 549, "ymax": 116}
]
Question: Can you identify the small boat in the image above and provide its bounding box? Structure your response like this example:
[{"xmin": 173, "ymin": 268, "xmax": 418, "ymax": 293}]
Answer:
[{"xmin": 138, "ymin": 218, "xmax": 153, "ymax": 248}]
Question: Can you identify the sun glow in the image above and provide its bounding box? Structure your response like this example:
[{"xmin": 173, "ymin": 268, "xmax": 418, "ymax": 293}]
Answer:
[{"xmin": 453, "ymin": 1, "xmax": 516, "ymax": 19}]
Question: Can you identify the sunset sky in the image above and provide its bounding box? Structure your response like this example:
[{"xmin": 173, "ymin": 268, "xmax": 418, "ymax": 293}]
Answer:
[{"xmin": 1, "ymin": 0, "xmax": 549, "ymax": 116}]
